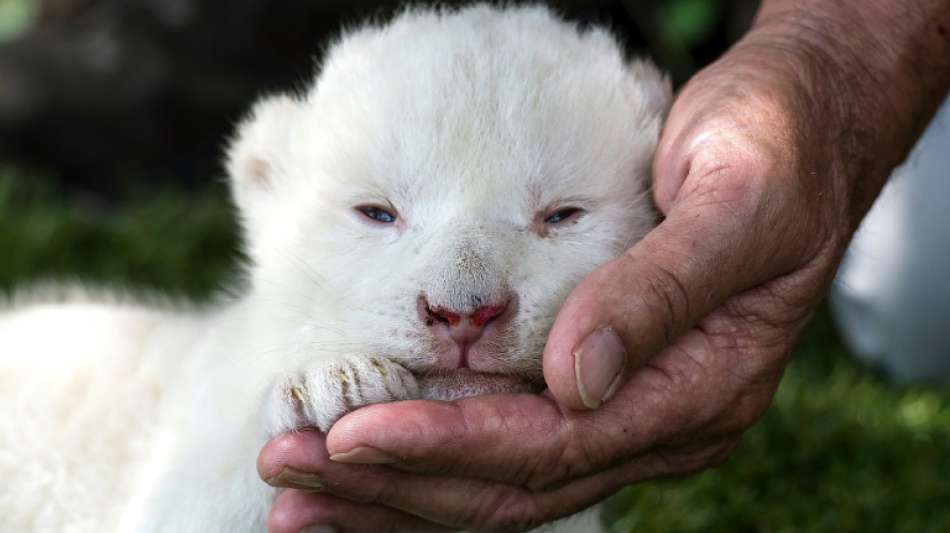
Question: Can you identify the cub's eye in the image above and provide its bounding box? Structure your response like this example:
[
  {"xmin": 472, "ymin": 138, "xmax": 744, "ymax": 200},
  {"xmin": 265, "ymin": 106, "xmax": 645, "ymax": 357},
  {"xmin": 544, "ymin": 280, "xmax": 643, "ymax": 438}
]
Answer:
[
  {"xmin": 356, "ymin": 205, "xmax": 398, "ymax": 224},
  {"xmin": 544, "ymin": 207, "xmax": 584, "ymax": 225}
]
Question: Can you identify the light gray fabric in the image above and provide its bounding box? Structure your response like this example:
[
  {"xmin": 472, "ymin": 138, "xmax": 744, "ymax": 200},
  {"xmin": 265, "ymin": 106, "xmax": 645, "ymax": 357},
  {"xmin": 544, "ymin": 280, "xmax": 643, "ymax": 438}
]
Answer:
[{"xmin": 832, "ymin": 94, "xmax": 950, "ymax": 382}]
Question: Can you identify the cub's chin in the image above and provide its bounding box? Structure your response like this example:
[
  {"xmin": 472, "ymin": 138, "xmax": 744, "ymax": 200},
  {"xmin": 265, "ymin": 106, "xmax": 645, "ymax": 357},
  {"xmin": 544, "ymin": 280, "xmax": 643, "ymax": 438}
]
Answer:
[{"xmin": 415, "ymin": 369, "xmax": 543, "ymax": 401}]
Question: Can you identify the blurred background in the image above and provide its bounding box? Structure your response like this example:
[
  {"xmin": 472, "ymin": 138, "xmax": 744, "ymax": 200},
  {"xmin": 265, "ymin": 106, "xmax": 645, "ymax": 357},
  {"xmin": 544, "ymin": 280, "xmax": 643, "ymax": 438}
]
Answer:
[{"xmin": 2, "ymin": 0, "xmax": 949, "ymax": 531}]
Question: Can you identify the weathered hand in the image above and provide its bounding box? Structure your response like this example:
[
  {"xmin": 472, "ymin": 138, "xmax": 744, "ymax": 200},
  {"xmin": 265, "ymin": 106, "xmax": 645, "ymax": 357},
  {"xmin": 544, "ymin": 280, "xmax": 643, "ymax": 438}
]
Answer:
[{"xmin": 258, "ymin": 2, "xmax": 950, "ymax": 531}]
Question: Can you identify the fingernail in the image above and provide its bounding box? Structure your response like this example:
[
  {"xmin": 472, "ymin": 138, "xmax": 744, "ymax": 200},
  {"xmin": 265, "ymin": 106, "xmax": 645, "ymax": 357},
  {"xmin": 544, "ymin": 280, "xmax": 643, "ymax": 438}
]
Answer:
[
  {"xmin": 574, "ymin": 327, "xmax": 627, "ymax": 409},
  {"xmin": 301, "ymin": 526, "xmax": 337, "ymax": 533},
  {"xmin": 329, "ymin": 446, "xmax": 397, "ymax": 464},
  {"xmin": 273, "ymin": 467, "xmax": 325, "ymax": 490}
]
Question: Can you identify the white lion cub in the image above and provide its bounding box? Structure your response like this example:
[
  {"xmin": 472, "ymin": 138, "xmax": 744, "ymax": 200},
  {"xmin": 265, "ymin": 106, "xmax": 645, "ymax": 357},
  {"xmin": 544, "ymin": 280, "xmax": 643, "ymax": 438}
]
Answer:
[{"xmin": 0, "ymin": 4, "xmax": 669, "ymax": 532}]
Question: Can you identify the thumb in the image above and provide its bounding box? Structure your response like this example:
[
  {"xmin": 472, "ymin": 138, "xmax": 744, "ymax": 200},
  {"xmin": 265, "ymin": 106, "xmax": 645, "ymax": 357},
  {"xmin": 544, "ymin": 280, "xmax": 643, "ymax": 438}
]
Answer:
[{"xmin": 543, "ymin": 205, "xmax": 749, "ymax": 410}]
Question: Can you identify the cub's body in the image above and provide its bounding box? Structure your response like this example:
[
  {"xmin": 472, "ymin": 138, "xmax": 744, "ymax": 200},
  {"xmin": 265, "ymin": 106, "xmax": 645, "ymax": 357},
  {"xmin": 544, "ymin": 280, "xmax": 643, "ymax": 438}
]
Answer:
[{"xmin": 0, "ymin": 5, "xmax": 669, "ymax": 532}]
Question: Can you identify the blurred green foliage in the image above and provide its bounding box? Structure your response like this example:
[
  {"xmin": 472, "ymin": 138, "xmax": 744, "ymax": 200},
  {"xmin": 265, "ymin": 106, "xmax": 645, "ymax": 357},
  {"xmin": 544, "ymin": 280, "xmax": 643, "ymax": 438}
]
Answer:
[
  {"xmin": 0, "ymin": 0, "xmax": 35, "ymax": 42},
  {"xmin": 604, "ymin": 312, "xmax": 950, "ymax": 532},
  {"xmin": 3, "ymin": 171, "xmax": 950, "ymax": 531},
  {"xmin": 661, "ymin": 0, "xmax": 723, "ymax": 48},
  {"xmin": 0, "ymin": 170, "xmax": 241, "ymax": 298}
]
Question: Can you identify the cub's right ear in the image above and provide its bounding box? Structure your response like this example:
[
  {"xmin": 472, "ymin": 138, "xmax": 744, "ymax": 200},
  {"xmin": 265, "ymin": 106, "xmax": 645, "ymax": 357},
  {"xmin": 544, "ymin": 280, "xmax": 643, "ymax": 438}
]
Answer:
[{"xmin": 226, "ymin": 94, "xmax": 302, "ymax": 227}]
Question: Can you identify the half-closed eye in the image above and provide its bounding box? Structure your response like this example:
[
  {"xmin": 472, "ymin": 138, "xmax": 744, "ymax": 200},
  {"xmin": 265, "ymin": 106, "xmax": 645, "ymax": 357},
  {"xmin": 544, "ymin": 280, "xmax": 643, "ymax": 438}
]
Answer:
[
  {"xmin": 355, "ymin": 205, "xmax": 398, "ymax": 224},
  {"xmin": 543, "ymin": 207, "xmax": 584, "ymax": 225}
]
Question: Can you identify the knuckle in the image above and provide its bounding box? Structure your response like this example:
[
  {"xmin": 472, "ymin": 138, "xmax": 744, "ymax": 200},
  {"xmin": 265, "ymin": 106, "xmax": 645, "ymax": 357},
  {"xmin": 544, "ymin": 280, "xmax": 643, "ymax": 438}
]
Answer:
[
  {"xmin": 640, "ymin": 347, "xmax": 715, "ymax": 433},
  {"xmin": 652, "ymin": 447, "xmax": 693, "ymax": 475},
  {"xmin": 526, "ymin": 443, "xmax": 587, "ymax": 492},
  {"xmin": 462, "ymin": 400, "xmax": 569, "ymax": 491},
  {"xmin": 522, "ymin": 416, "xmax": 606, "ymax": 492},
  {"xmin": 727, "ymin": 390, "xmax": 773, "ymax": 433},
  {"xmin": 625, "ymin": 254, "xmax": 692, "ymax": 347},
  {"xmin": 508, "ymin": 454, "xmax": 552, "ymax": 491},
  {"xmin": 526, "ymin": 416, "xmax": 647, "ymax": 495},
  {"xmin": 656, "ymin": 436, "xmax": 740, "ymax": 476},
  {"xmin": 681, "ymin": 144, "xmax": 775, "ymax": 215},
  {"xmin": 707, "ymin": 437, "xmax": 741, "ymax": 468},
  {"xmin": 678, "ymin": 435, "xmax": 742, "ymax": 473}
]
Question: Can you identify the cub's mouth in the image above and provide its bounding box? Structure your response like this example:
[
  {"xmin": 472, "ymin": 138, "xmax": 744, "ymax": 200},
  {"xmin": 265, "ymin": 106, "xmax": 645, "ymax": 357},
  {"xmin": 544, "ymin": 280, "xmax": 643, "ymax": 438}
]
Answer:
[{"xmin": 414, "ymin": 369, "xmax": 543, "ymax": 401}]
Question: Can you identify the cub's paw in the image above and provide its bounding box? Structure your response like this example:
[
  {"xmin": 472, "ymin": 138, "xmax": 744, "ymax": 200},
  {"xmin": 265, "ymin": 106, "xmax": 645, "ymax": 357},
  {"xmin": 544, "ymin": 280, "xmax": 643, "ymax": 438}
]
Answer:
[{"xmin": 264, "ymin": 356, "xmax": 418, "ymax": 435}]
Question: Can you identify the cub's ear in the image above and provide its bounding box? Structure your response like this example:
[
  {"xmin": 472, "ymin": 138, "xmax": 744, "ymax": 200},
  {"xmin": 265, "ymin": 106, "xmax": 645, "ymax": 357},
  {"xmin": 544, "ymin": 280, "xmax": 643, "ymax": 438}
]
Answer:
[
  {"xmin": 225, "ymin": 93, "xmax": 302, "ymax": 225},
  {"xmin": 627, "ymin": 58, "xmax": 673, "ymax": 122}
]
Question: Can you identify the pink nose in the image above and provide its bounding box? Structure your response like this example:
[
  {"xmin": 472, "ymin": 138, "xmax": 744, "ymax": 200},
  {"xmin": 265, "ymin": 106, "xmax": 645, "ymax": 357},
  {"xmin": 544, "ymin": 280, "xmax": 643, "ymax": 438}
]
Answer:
[{"xmin": 421, "ymin": 298, "xmax": 509, "ymax": 346}]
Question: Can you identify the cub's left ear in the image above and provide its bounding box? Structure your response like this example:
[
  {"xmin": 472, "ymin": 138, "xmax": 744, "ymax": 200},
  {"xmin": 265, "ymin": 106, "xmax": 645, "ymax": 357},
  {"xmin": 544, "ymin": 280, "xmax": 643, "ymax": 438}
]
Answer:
[
  {"xmin": 226, "ymin": 93, "xmax": 303, "ymax": 225},
  {"xmin": 626, "ymin": 58, "xmax": 673, "ymax": 121}
]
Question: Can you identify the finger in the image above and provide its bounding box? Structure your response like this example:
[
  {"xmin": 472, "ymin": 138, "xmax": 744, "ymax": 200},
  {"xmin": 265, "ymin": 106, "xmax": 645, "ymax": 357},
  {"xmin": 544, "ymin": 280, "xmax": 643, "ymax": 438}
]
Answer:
[
  {"xmin": 543, "ymin": 202, "xmax": 757, "ymax": 411},
  {"xmin": 652, "ymin": 67, "xmax": 804, "ymax": 215},
  {"xmin": 259, "ymin": 430, "xmax": 331, "ymax": 491},
  {"xmin": 272, "ymin": 450, "xmax": 606, "ymax": 532},
  {"xmin": 323, "ymin": 394, "xmax": 570, "ymax": 488},
  {"xmin": 650, "ymin": 75, "xmax": 726, "ymax": 213},
  {"xmin": 268, "ymin": 489, "xmax": 452, "ymax": 533},
  {"xmin": 323, "ymin": 386, "xmax": 682, "ymax": 490},
  {"xmin": 260, "ymin": 432, "xmax": 543, "ymax": 531},
  {"xmin": 286, "ymin": 433, "xmax": 741, "ymax": 532}
]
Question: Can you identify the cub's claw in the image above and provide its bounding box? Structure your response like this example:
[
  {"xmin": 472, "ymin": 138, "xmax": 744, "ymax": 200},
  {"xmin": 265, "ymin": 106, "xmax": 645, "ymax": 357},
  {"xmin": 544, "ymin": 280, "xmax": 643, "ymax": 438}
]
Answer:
[{"xmin": 264, "ymin": 356, "xmax": 418, "ymax": 434}]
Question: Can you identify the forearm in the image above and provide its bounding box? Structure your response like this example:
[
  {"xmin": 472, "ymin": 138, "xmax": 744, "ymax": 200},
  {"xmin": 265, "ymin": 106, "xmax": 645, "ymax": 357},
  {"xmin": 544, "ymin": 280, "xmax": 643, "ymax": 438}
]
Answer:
[{"xmin": 741, "ymin": 0, "xmax": 950, "ymax": 221}]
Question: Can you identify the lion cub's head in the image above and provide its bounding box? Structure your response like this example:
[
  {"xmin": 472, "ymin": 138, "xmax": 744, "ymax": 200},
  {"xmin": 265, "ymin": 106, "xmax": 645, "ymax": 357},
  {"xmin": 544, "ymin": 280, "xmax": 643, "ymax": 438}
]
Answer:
[{"xmin": 226, "ymin": 4, "xmax": 669, "ymax": 399}]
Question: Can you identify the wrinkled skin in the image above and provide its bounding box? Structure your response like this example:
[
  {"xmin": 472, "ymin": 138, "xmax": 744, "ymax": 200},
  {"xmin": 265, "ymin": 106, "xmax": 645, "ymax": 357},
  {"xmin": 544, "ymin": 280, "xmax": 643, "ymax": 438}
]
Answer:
[{"xmin": 258, "ymin": 2, "xmax": 950, "ymax": 531}]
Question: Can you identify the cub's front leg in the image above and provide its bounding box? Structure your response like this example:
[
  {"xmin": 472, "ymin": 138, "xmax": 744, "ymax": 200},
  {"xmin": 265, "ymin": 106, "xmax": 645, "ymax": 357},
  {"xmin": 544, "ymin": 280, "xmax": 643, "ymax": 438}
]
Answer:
[{"xmin": 265, "ymin": 355, "xmax": 419, "ymax": 434}]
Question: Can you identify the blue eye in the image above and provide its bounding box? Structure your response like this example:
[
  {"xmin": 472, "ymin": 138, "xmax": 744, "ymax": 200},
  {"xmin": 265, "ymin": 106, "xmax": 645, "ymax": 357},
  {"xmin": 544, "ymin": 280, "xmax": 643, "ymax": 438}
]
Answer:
[
  {"xmin": 544, "ymin": 207, "xmax": 583, "ymax": 225},
  {"xmin": 356, "ymin": 205, "xmax": 398, "ymax": 224}
]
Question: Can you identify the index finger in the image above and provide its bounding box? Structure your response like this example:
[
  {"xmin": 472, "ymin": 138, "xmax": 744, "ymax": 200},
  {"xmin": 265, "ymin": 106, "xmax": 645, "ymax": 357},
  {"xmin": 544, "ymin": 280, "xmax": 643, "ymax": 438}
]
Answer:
[{"xmin": 324, "ymin": 382, "xmax": 676, "ymax": 491}]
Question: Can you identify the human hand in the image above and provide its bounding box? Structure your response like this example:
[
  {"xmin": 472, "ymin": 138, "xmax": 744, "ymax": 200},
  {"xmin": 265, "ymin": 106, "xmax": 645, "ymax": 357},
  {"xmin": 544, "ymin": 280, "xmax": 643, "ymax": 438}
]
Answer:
[{"xmin": 258, "ymin": 3, "xmax": 950, "ymax": 531}]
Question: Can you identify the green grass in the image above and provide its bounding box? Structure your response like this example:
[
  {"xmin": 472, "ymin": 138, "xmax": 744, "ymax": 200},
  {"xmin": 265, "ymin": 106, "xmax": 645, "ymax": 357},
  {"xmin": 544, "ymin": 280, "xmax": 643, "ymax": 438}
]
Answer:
[
  {"xmin": 0, "ymin": 0, "xmax": 36, "ymax": 43},
  {"xmin": 604, "ymin": 313, "xmax": 950, "ymax": 532},
  {"xmin": 0, "ymin": 171, "xmax": 240, "ymax": 298},
  {"xmin": 3, "ymin": 171, "xmax": 950, "ymax": 531}
]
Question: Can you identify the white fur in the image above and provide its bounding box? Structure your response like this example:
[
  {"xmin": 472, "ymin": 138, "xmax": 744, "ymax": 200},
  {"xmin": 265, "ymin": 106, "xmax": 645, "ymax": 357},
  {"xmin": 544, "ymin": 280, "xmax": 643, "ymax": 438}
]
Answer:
[{"xmin": 0, "ymin": 5, "xmax": 669, "ymax": 532}]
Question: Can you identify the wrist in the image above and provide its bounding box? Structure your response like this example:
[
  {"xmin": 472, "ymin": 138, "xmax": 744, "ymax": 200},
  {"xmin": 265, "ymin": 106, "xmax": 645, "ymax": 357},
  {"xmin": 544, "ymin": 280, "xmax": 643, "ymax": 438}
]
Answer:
[{"xmin": 736, "ymin": 0, "xmax": 950, "ymax": 222}]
